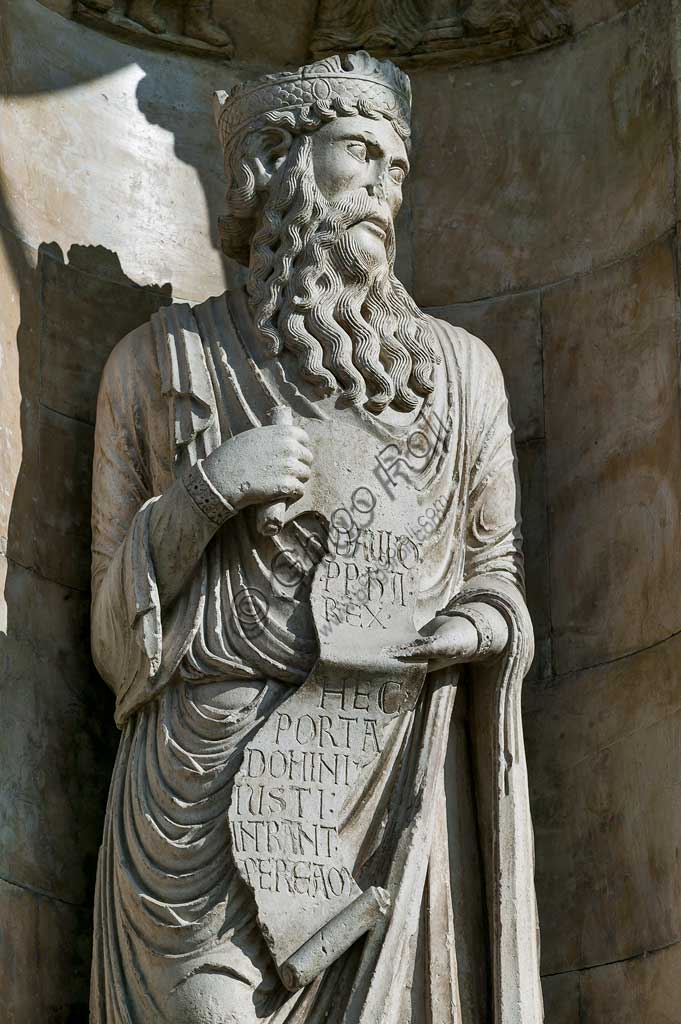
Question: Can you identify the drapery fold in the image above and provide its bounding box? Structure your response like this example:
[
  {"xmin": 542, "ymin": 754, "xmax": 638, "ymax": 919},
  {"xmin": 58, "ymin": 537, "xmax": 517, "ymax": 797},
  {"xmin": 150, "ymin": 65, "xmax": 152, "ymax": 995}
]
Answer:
[{"xmin": 90, "ymin": 290, "xmax": 542, "ymax": 1023}]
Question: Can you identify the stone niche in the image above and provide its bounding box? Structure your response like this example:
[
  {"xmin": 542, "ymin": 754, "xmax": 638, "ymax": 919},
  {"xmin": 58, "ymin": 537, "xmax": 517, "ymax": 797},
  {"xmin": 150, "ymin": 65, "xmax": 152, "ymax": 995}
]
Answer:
[{"xmin": 1, "ymin": 0, "xmax": 679, "ymax": 1020}]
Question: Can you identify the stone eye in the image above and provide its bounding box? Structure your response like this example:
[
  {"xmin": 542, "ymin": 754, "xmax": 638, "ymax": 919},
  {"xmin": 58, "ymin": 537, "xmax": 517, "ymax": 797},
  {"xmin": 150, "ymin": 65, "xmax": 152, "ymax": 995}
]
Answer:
[
  {"xmin": 389, "ymin": 166, "xmax": 406, "ymax": 185},
  {"xmin": 347, "ymin": 141, "xmax": 368, "ymax": 162}
]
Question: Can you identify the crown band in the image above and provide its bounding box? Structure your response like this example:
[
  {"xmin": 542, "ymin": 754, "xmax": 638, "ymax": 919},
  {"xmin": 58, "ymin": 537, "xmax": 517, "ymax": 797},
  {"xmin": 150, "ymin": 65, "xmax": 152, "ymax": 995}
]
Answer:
[{"xmin": 214, "ymin": 52, "xmax": 411, "ymax": 148}]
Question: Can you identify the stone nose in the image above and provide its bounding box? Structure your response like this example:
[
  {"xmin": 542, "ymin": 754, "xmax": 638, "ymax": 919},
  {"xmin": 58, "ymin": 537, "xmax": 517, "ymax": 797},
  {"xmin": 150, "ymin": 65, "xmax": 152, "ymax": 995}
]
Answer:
[{"xmin": 366, "ymin": 175, "xmax": 388, "ymax": 202}]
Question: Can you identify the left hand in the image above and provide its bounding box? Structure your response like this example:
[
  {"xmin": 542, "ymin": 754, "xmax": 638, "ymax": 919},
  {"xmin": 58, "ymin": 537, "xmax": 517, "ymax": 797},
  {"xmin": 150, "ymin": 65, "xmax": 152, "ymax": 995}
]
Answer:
[{"xmin": 385, "ymin": 614, "xmax": 479, "ymax": 673}]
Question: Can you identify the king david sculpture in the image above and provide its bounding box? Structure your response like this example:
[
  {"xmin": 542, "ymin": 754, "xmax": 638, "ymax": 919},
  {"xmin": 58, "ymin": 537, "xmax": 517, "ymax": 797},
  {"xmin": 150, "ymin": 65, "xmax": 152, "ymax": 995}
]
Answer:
[{"xmin": 89, "ymin": 52, "xmax": 543, "ymax": 1024}]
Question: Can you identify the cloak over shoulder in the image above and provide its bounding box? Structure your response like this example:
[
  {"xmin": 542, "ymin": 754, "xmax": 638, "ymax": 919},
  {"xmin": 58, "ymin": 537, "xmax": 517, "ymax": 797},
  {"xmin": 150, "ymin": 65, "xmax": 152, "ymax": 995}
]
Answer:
[{"xmin": 90, "ymin": 291, "xmax": 542, "ymax": 1023}]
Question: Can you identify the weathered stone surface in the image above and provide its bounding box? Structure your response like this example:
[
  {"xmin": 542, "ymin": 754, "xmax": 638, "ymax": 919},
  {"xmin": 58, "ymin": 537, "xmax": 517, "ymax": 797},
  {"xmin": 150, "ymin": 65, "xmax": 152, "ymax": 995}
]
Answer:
[
  {"xmin": 429, "ymin": 290, "xmax": 543, "ymax": 444},
  {"xmin": 1, "ymin": 234, "xmax": 170, "ymax": 585},
  {"xmin": 394, "ymin": 180, "xmax": 414, "ymax": 292},
  {"xmin": 526, "ymin": 630, "xmax": 681, "ymax": 974},
  {"xmin": 75, "ymin": 0, "xmax": 237, "ymax": 60},
  {"xmin": 517, "ymin": 440, "xmax": 551, "ymax": 684},
  {"xmin": 579, "ymin": 941, "xmax": 681, "ymax": 1022},
  {"xmin": 541, "ymin": 971, "xmax": 580, "ymax": 1024},
  {"xmin": 8, "ymin": 0, "xmax": 674, "ymax": 1017},
  {"xmin": 312, "ymin": 0, "xmax": 573, "ymax": 65},
  {"xmin": 39, "ymin": 0, "xmax": 317, "ymax": 65},
  {"xmin": 35, "ymin": 0, "xmax": 73, "ymax": 13},
  {"xmin": 33, "ymin": 407, "xmax": 94, "ymax": 593},
  {"xmin": 215, "ymin": 0, "xmax": 317, "ymax": 66},
  {"xmin": 541, "ymin": 940, "xmax": 681, "ymax": 1024},
  {"xmin": 423, "ymin": 297, "xmax": 550, "ymax": 682},
  {"xmin": 543, "ymin": 234, "xmax": 681, "ymax": 674},
  {"xmin": 568, "ymin": 0, "xmax": 642, "ymax": 33},
  {"xmin": 0, "ymin": 554, "xmax": 116, "ymax": 905},
  {"xmin": 0, "ymin": 0, "xmax": 246, "ymax": 301},
  {"xmin": 39, "ymin": 0, "xmax": 642, "ymax": 68},
  {"xmin": 40, "ymin": 242, "xmax": 171, "ymax": 424},
  {"xmin": 0, "ymin": 878, "xmax": 91, "ymax": 1023},
  {"xmin": 0, "ymin": 231, "xmax": 23, "ymax": 549},
  {"xmin": 0, "ymin": 256, "xmax": 43, "ymax": 581},
  {"xmin": 410, "ymin": 0, "xmax": 674, "ymax": 304},
  {"xmin": 86, "ymin": 53, "xmax": 541, "ymax": 1022}
]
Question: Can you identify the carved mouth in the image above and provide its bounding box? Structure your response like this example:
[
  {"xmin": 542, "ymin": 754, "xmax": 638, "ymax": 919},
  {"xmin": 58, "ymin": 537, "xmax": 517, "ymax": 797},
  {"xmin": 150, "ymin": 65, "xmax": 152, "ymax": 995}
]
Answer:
[{"xmin": 354, "ymin": 214, "xmax": 389, "ymax": 239}]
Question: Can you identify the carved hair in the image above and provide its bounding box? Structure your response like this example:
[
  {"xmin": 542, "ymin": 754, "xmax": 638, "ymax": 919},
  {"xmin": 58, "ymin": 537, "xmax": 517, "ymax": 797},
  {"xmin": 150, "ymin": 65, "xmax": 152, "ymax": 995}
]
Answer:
[
  {"xmin": 214, "ymin": 52, "xmax": 436, "ymax": 412},
  {"xmin": 245, "ymin": 135, "xmax": 438, "ymax": 413},
  {"xmin": 218, "ymin": 101, "xmax": 409, "ymax": 266},
  {"xmin": 215, "ymin": 52, "xmax": 411, "ymax": 265}
]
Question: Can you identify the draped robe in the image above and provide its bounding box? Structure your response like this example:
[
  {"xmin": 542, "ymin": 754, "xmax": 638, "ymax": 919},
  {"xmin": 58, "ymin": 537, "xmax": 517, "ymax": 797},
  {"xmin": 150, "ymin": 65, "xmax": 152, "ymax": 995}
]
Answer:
[{"xmin": 89, "ymin": 287, "xmax": 543, "ymax": 1023}]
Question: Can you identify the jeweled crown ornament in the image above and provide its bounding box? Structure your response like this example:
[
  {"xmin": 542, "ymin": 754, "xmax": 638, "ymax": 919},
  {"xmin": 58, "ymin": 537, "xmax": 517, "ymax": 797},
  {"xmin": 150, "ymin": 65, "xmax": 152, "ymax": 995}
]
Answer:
[{"xmin": 213, "ymin": 51, "xmax": 412, "ymax": 149}]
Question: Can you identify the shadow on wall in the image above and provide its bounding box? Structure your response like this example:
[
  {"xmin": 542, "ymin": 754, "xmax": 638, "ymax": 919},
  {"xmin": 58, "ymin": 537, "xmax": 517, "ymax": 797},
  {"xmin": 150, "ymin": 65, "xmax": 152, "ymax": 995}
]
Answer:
[
  {"xmin": 5, "ymin": 239, "xmax": 173, "ymax": 586},
  {"xmin": 135, "ymin": 66, "xmax": 231, "ymax": 265},
  {"xmin": 0, "ymin": 2, "xmax": 240, "ymax": 293},
  {"xmin": 0, "ymin": 9, "xmax": 537, "ymax": 1012},
  {"xmin": 0, "ymin": 14, "xmax": 241, "ymax": 1010},
  {"xmin": 0, "ymin": 201, "xmax": 174, "ymax": 1018}
]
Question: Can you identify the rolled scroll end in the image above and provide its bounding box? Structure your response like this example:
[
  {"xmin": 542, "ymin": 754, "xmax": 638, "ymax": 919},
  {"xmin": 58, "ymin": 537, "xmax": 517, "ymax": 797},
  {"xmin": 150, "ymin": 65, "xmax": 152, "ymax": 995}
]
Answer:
[{"xmin": 278, "ymin": 886, "xmax": 392, "ymax": 992}]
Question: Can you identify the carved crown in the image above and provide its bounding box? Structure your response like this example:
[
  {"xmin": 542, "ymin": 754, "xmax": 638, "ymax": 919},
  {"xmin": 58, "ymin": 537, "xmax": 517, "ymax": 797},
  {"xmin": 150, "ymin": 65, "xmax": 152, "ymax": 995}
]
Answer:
[{"xmin": 213, "ymin": 51, "xmax": 411, "ymax": 148}]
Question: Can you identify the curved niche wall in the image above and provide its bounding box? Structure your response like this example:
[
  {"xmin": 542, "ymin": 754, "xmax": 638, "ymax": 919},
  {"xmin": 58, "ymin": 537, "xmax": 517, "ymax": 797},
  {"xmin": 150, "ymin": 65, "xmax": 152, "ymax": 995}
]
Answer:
[
  {"xmin": 407, "ymin": 1, "xmax": 680, "ymax": 1019},
  {"xmin": 0, "ymin": 1, "xmax": 677, "ymax": 1019}
]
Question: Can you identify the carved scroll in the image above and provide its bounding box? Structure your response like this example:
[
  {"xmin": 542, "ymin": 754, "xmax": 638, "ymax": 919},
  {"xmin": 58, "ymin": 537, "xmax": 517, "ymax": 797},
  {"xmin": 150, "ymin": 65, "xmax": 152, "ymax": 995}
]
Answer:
[{"xmin": 228, "ymin": 417, "xmax": 439, "ymax": 986}]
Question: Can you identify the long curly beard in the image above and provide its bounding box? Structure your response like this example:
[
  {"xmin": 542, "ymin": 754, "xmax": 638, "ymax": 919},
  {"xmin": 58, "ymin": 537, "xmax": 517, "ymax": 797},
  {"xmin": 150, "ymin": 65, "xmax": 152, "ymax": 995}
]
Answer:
[{"xmin": 246, "ymin": 136, "xmax": 439, "ymax": 413}]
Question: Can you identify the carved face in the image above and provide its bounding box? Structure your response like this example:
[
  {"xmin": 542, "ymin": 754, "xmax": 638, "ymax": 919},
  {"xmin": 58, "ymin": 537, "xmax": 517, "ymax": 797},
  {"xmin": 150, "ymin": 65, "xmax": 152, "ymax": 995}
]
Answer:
[
  {"xmin": 245, "ymin": 111, "xmax": 437, "ymax": 413},
  {"xmin": 306, "ymin": 114, "xmax": 410, "ymax": 267}
]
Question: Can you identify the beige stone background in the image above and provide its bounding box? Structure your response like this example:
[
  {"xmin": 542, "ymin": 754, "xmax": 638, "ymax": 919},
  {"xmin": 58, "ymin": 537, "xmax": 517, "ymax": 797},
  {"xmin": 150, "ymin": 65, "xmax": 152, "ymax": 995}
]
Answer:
[{"xmin": 0, "ymin": 0, "xmax": 679, "ymax": 1019}]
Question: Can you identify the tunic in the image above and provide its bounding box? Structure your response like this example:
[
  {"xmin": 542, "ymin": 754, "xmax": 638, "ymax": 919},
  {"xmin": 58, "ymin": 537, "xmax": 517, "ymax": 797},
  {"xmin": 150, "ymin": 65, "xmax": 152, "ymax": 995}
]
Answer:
[{"xmin": 89, "ymin": 288, "xmax": 543, "ymax": 1023}]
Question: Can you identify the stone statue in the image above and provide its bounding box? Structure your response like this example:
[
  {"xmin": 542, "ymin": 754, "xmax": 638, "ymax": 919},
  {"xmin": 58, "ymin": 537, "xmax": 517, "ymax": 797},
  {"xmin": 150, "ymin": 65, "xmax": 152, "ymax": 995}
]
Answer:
[
  {"xmin": 80, "ymin": 0, "xmax": 233, "ymax": 48},
  {"xmin": 90, "ymin": 51, "xmax": 543, "ymax": 1023}
]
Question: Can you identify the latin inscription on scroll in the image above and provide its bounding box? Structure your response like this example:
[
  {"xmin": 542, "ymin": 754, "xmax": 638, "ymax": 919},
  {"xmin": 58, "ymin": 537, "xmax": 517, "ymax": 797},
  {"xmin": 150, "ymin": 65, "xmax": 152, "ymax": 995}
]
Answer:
[
  {"xmin": 231, "ymin": 676, "xmax": 387, "ymax": 905},
  {"xmin": 228, "ymin": 418, "xmax": 439, "ymax": 980},
  {"xmin": 229, "ymin": 515, "xmax": 427, "ymax": 973},
  {"xmin": 317, "ymin": 527, "xmax": 420, "ymax": 633}
]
